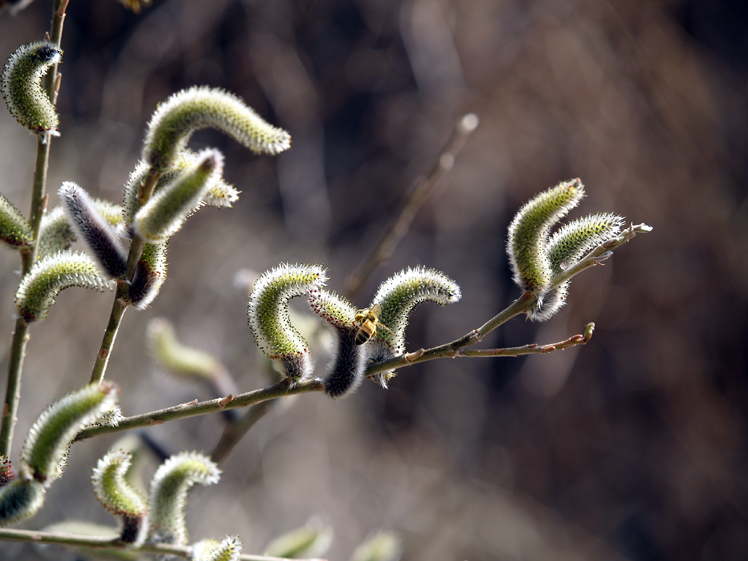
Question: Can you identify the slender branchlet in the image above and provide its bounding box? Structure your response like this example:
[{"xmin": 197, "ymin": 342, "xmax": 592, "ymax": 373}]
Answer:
[
  {"xmin": 0, "ymin": 193, "xmax": 33, "ymax": 248},
  {"xmin": 20, "ymin": 382, "xmax": 119, "ymax": 487},
  {"xmin": 1, "ymin": 41, "xmax": 62, "ymax": 137},
  {"xmin": 351, "ymin": 531, "xmax": 402, "ymax": 561},
  {"xmin": 37, "ymin": 199, "xmax": 123, "ymax": 260},
  {"xmin": 133, "ymin": 149, "xmax": 224, "ymax": 242},
  {"xmin": 264, "ymin": 523, "xmax": 333, "ymax": 559},
  {"xmin": 531, "ymin": 212, "xmax": 625, "ymax": 320},
  {"xmin": 123, "ymin": 152, "xmax": 238, "ymax": 233},
  {"xmin": 507, "ymin": 179, "xmax": 584, "ymax": 295},
  {"xmin": 14, "ymin": 250, "xmax": 113, "ymax": 322},
  {"xmin": 369, "ymin": 266, "xmax": 462, "ymax": 361},
  {"xmin": 0, "ymin": 456, "xmax": 13, "ymax": 487},
  {"xmin": 0, "ymin": 479, "xmax": 45, "ymax": 528},
  {"xmin": 91, "ymin": 449, "xmax": 148, "ymax": 544},
  {"xmin": 147, "ymin": 451, "xmax": 221, "ymax": 545},
  {"xmin": 59, "ymin": 182, "xmax": 128, "ymax": 278},
  {"xmin": 192, "ymin": 536, "xmax": 242, "ymax": 561},
  {"xmin": 128, "ymin": 241, "xmax": 168, "ymax": 309},
  {"xmin": 143, "ymin": 86, "xmax": 291, "ymax": 172},
  {"xmin": 248, "ymin": 263, "xmax": 328, "ymax": 383},
  {"xmin": 309, "ymin": 289, "xmax": 367, "ymax": 398}
]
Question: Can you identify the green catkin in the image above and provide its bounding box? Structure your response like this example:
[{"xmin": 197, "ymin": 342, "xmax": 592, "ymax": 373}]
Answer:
[
  {"xmin": 264, "ymin": 524, "xmax": 333, "ymax": 559},
  {"xmin": 133, "ymin": 149, "xmax": 223, "ymax": 242},
  {"xmin": 15, "ymin": 250, "xmax": 112, "ymax": 322},
  {"xmin": 143, "ymin": 86, "xmax": 291, "ymax": 172},
  {"xmin": 147, "ymin": 451, "xmax": 221, "ymax": 545},
  {"xmin": 91, "ymin": 449, "xmax": 148, "ymax": 544},
  {"xmin": 122, "ymin": 152, "xmax": 239, "ymax": 232},
  {"xmin": 192, "ymin": 536, "xmax": 242, "ymax": 561},
  {"xmin": 506, "ymin": 179, "xmax": 585, "ymax": 294},
  {"xmin": 531, "ymin": 212, "xmax": 624, "ymax": 320},
  {"xmin": 2, "ymin": 41, "xmax": 61, "ymax": 135},
  {"xmin": 0, "ymin": 479, "xmax": 45, "ymax": 528},
  {"xmin": 20, "ymin": 382, "xmax": 119, "ymax": 486},
  {"xmin": 0, "ymin": 193, "xmax": 32, "ymax": 248},
  {"xmin": 247, "ymin": 263, "xmax": 328, "ymax": 382}
]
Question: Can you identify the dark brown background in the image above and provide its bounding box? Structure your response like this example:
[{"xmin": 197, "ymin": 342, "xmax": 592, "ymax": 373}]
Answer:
[{"xmin": 1, "ymin": 1, "xmax": 746, "ymax": 560}]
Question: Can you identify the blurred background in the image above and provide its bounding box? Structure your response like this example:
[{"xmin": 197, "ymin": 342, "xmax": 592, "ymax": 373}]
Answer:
[{"xmin": 0, "ymin": 0, "xmax": 746, "ymax": 560}]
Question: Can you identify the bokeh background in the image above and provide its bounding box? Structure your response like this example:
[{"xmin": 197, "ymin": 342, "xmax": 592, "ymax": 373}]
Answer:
[{"xmin": 1, "ymin": 0, "xmax": 746, "ymax": 560}]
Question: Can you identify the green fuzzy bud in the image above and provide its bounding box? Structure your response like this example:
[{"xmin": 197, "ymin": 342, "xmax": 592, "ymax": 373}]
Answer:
[
  {"xmin": 264, "ymin": 523, "xmax": 333, "ymax": 559},
  {"xmin": 0, "ymin": 193, "xmax": 32, "ymax": 248},
  {"xmin": 91, "ymin": 449, "xmax": 148, "ymax": 544},
  {"xmin": 128, "ymin": 241, "xmax": 168, "ymax": 309},
  {"xmin": 123, "ymin": 152, "xmax": 238, "ymax": 231},
  {"xmin": 0, "ymin": 479, "xmax": 45, "ymax": 528},
  {"xmin": 133, "ymin": 149, "xmax": 223, "ymax": 242},
  {"xmin": 369, "ymin": 266, "xmax": 461, "ymax": 359},
  {"xmin": 527, "ymin": 212, "xmax": 625, "ymax": 320},
  {"xmin": 351, "ymin": 531, "xmax": 403, "ymax": 561},
  {"xmin": 147, "ymin": 451, "xmax": 221, "ymax": 545},
  {"xmin": 59, "ymin": 182, "xmax": 128, "ymax": 278},
  {"xmin": 507, "ymin": 179, "xmax": 584, "ymax": 294},
  {"xmin": 15, "ymin": 250, "xmax": 113, "ymax": 322},
  {"xmin": 20, "ymin": 382, "xmax": 119, "ymax": 486},
  {"xmin": 247, "ymin": 263, "xmax": 328, "ymax": 382},
  {"xmin": 192, "ymin": 536, "xmax": 242, "ymax": 561},
  {"xmin": 309, "ymin": 289, "xmax": 367, "ymax": 398},
  {"xmin": 147, "ymin": 317, "xmax": 221, "ymax": 380},
  {"xmin": 2, "ymin": 41, "xmax": 61, "ymax": 136},
  {"xmin": 143, "ymin": 86, "xmax": 291, "ymax": 172}
]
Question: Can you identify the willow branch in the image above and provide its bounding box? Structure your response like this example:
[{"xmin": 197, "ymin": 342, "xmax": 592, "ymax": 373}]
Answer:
[
  {"xmin": 89, "ymin": 171, "xmax": 160, "ymax": 384},
  {"xmin": 77, "ymin": 378, "xmax": 325, "ymax": 441},
  {"xmin": 0, "ymin": 528, "xmax": 326, "ymax": 561},
  {"xmin": 211, "ymin": 398, "xmax": 278, "ymax": 464},
  {"xmin": 0, "ymin": 0, "xmax": 69, "ymax": 459},
  {"xmin": 345, "ymin": 113, "xmax": 479, "ymax": 299}
]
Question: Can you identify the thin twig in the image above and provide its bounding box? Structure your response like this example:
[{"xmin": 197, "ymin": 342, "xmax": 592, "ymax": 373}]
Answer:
[
  {"xmin": 0, "ymin": 0, "xmax": 68, "ymax": 458},
  {"xmin": 76, "ymin": 378, "xmax": 325, "ymax": 441},
  {"xmin": 345, "ymin": 113, "xmax": 479, "ymax": 299},
  {"xmin": 211, "ymin": 398, "xmax": 278, "ymax": 463},
  {"xmin": 89, "ymin": 171, "xmax": 160, "ymax": 384},
  {"xmin": 0, "ymin": 528, "xmax": 326, "ymax": 561}
]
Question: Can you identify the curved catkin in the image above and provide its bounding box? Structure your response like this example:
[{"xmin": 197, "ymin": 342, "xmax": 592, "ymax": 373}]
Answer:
[
  {"xmin": 91, "ymin": 449, "xmax": 148, "ymax": 544},
  {"xmin": 59, "ymin": 182, "xmax": 128, "ymax": 278},
  {"xmin": 192, "ymin": 536, "xmax": 243, "ymax": 561},
  {"xmin": 143, "ymin": 86, "xmax": 291, "ymax": 171},
  {"xmin": 15, "ymin": 250, "xmax": 112, "ymax": 322},
  {"xmin": 133, "ymin": 149, "xmax": 224, "ymax": 242},
  {"xmin": 507, "ymin": 179, "xmax": 584, "ymax": 294},
  {"xmin": 0, "ymin": 479, "xmax": 45, "ymax": 528},
  {"xmin": 122, "ymin": 153, "xmax": 238, "ymax": 233},
  {"xmin": 147, "ymin": 451, "xmax": 221, "ymax": 545},
  {"xmin": 369, "ymin": 266, "xmax": 461, "ymax": 358},
  {"xmin": 128, "ymin": 241, "xmax": 168, "ymax": 309},
  {"xmin": 531, "ymin": 212, "xmax": 624, "ymax": 321},
  {"xmin": 1, "ymin": 41, "xmax": 61, "ymax": 135},
  {"xmin": 309, "ymin": 289, "xmax": 367, "ymax": 398},
  {"xmin": 247, "ymin": 263, "xmax": 327, "ymax": 382},
  {"xmin": 20, "ymin": 382, "xmax": 119, "ymax": 486},
  {"xmin": 0, "ymin": 193, "xmax": 32, "ymax": 248}
]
